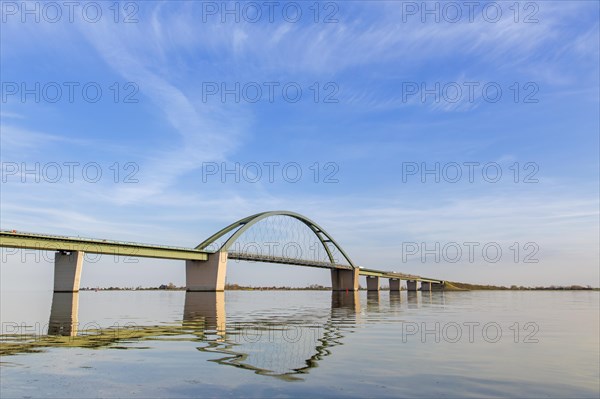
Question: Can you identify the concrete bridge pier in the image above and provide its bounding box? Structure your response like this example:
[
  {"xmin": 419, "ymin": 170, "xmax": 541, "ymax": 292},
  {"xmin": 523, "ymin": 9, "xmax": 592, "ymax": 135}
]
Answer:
[
  {"xmin": 331, "ymin": 268, "xmax": 359, "ymax": 291},
  {"xmin": 53, "ymin": 251, "xmax": 84, "ymax": 292},
  {"xmin": 186, "ymin": 252, "xmax": 227, "ymax": 292},
  {"xmin": 421, "ymin": 282, "xmax": 432, "ymax": 291},
  {"xmin": 407, "ymin": 280, "xmax": 418, "ymax": 291},
  {"xmin": 389, "ymin": 278, "xmax": 401, "ymax": 291},
  {"xmin": 366, "ymin": 276, "xmax": 380, "ymax": 291}
]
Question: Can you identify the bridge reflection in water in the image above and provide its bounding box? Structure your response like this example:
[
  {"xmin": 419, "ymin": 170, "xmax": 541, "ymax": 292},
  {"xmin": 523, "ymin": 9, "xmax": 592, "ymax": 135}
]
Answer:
[
  {"xmin": 183, "ymin": 291, "xmax": 364, "ymax": 380},
  {"xmin": 1, "ymin": 291, "xmax": 379, "ymax": 380},
  {"xmin": 187, "ymin": 291, "xmax": 361, "ymax": 380},
  {"xmin": 1, "ymin": 291, "xmax": 444, "ymax": 380}
]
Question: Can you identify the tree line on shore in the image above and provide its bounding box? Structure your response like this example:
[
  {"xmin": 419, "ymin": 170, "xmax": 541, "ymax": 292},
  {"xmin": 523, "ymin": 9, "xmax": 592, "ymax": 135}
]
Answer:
[{"xmin": 79, "ymin": 282, "xmax": 598, "ymax": 291}]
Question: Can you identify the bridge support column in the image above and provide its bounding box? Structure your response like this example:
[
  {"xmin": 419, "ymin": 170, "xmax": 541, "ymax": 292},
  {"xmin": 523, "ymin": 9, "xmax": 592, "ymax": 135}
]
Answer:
[
  {"xmin": 366, "ymin": 276, "xmax": 380, "ymax": 291},
  {"xmin": 421, "ymin": 282, "xmax": 431, "ymax": 291},
  {"xmin": 186, "ymin": 251, "xmax": 227, "ymax": 292},
  {"xmin": 407, "ymin": 280, "xmax": 418, "ymax": 291},
  {"xmin": 53, "ymin": 251, "xmax": 84, "ymax": 292},
  {"xmin": 389, "ymin": 278, "xmax": 400, "ymax": 291},
  {"xmin": 432, "ymin": 282, "xmax": 444, "ymax": 291},
  {"xmin": 331, "ymin": 268, "xmax": 359, "ymax": 291}
]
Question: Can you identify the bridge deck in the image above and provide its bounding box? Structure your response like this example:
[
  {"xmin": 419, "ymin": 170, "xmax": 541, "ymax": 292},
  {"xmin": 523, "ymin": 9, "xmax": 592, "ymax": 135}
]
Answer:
[
  {"xmin": 0, "ymin": 230, "xmax": 443, "ymax": 283},
  {"xmin": 358, "ymin": 267, "xmax": 443, "ymax": 283},
  {"xmin": 0, "ymin": 230, "xmax": 209, "ymax": 261},
  {"xmin": 229, "ymin": 253, "xmax": 442, "ymax": 282}
]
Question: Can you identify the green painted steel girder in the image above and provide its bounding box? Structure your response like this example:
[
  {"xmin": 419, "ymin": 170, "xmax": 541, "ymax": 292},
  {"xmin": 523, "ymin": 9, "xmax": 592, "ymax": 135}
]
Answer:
[{"xmin": 0, "ymin": 231, "xmax": 208, "ymax": 261}]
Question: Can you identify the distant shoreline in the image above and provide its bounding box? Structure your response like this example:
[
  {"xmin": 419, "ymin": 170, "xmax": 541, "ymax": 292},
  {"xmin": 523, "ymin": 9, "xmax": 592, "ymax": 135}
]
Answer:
[{"xmin": 79, "ymin": 283, "xmax": 599, "ymax": 292}]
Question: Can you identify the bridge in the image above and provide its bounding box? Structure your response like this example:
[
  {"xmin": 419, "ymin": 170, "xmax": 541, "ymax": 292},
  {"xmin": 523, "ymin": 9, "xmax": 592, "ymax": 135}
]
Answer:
[{"xmin": 0, "ymin": 211, "xmax": 444, "ymax": 292}]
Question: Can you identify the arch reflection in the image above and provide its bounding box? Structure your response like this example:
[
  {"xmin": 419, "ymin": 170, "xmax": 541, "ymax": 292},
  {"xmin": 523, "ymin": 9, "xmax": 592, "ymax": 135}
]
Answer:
[{"xmin": 193, "ymin": 291, "xmax": 359, "ymax": 380}]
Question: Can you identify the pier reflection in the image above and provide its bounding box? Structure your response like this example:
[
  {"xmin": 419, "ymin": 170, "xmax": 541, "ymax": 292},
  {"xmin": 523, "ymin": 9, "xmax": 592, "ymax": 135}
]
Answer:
[
  {"xmin": 407, "ymin": 291, "xmax": 419, "ymax": 308},
  {"xmin": 48, "ymin": 292, "xmax": 79, "ymax": 336},
  {"xmin": 331, "ymin": 291, "xmax": 360, "ymax": 313},
  {"xmin": 430, "ymin": 291, "xmax": 446, "ymax": 306},
  {"xmin": 389, "ymin": 291, "xmax": 401, "ymax": 307},
  {"xmin": 366, "ymin": 291, "xmax": 380, "ymax": 311},
  {"xmin": 183, "ymin": 292, "xmax": 226, "ymax": 340},
  {"xmin": 421, "ymin": 290, "xmax": 433, "ymax": 304},
  {"xmin": 2, "ymin": 291, "xmax": 359, "ymax": 380}
]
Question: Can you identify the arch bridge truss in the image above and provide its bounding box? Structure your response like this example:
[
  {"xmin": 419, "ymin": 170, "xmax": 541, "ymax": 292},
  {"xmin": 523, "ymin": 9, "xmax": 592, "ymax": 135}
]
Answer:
[{"xmin": 196, "ymin": 211, "xmax": 356, "ymax": 270}]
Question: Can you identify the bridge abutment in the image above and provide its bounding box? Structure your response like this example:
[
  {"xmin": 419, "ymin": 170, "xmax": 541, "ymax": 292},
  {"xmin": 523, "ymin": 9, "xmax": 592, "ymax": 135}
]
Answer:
[
  {"xmin": 389, "ymin": 278, "xmax": 400, "ymax": 291},
  {"xmin": 432, "ymin": 282, "xmax": 444, "ymax": 291},
  {"xmin": 366, "ymin": 276, "xmax": 380, "ymax": 291},
  {"xmin": 407, "ymin": 280, "xmax": 418, "ymax": 291},
  {"xmin": 331, "ymin": 268, "xmax": 359, "ymax": 291},
  {"xmin": 186, "ymin": 252, "xmax": 227, "ymax": 292},
  {"xmin": 53, "ymin": 251, "xmax": 84, "ymax": 292}
]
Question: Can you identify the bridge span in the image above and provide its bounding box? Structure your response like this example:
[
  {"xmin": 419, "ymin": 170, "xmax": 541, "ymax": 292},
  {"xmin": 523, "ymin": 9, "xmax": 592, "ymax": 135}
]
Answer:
[{"xmin": 0, "ymin": 211, "xmax": 444, "ymax": 292}]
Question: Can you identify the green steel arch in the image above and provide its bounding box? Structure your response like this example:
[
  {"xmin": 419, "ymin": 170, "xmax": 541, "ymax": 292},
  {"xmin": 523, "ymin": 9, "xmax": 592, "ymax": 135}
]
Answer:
[{"xmin": 196, "ymin": 211, "xmax": 357, "ymax": 269}]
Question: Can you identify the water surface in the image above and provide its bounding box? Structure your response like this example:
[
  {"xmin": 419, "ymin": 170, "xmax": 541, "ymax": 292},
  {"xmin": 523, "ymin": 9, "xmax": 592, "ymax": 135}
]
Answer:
[{"xmin": 1, "ymin": 290, "xmax": 598, "ymax": 398}]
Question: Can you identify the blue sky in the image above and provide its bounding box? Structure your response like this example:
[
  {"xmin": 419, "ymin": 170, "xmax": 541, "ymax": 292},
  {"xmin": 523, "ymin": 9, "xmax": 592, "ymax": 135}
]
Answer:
[{"xmin": 1, "ymin": 1, "xmax": 598, "ymax": 290}]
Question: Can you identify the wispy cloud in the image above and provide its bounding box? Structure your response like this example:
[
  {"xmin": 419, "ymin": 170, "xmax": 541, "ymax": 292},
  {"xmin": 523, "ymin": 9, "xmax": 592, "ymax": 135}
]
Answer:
[{"xmin": 59, "ymin": 16, "xmax": 250, "ymax": 202}]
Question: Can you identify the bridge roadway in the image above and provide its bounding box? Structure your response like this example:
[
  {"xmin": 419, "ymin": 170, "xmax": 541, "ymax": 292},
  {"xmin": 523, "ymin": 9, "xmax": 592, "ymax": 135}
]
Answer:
[
  {"xmin": 0, "ymin": 230, "xmax": 209, "ymax": 261},
  {"xmin": 228, "ymin": 253, "xmax": 442, "ymax": 283},
  {"xmin": 0, "ymin": 229, "xmax": 444, "ymax": 291}
]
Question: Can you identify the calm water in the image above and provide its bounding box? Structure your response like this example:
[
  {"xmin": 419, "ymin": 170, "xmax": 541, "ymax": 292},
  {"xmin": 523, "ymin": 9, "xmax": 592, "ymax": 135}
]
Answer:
[{"xmin": 1, "ymin": 290, "xmax": 598, "ymax": 398}]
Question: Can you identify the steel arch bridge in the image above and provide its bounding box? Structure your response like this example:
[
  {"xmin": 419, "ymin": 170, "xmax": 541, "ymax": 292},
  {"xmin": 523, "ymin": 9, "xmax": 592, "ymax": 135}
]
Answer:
[
  {"xmin": 196, "ymin": 211, "xmax": 356, "ymax": 270},
  {"xmin": 0, "ymin": 210, "xmax": 444, "ymax": 292}
]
